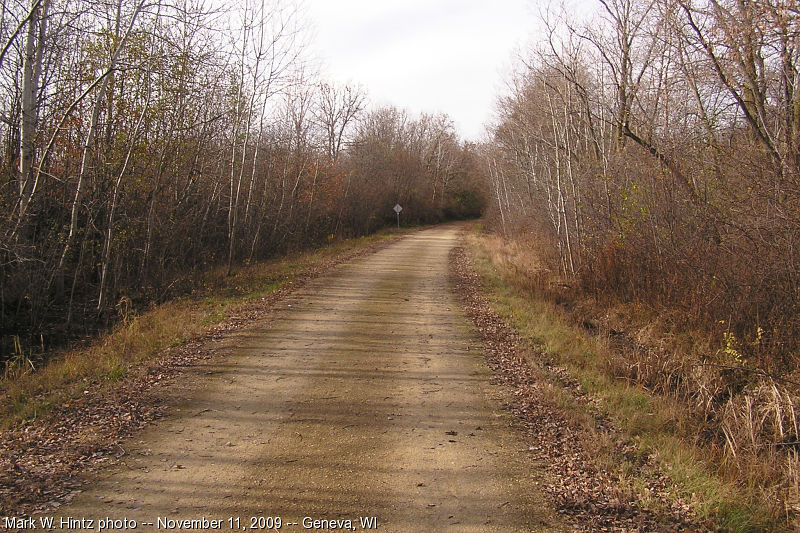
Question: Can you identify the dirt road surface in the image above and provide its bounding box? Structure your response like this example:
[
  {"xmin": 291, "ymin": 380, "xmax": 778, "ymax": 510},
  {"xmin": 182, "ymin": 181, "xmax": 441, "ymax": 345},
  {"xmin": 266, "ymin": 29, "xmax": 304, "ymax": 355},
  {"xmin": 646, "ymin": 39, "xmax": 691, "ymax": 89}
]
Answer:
[{"xmin": 49, "ymin": 226, "xmax": 568, "ymax": 532}]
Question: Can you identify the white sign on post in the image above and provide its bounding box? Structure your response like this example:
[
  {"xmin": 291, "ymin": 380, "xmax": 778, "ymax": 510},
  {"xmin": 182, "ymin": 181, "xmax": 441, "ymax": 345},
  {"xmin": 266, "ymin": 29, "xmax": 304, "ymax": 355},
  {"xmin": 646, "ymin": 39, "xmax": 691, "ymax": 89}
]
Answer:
[{"xmin": 393, "ymin": 204, "xmax": 402, "ymax": 227}]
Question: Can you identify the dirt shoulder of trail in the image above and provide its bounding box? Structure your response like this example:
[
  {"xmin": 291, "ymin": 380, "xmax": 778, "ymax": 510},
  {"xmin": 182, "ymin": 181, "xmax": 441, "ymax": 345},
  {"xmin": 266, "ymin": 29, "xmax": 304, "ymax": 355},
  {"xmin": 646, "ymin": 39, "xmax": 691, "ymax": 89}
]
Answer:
[
  {"xmin": 0, "ymin": 232, "xmax": 411, "ymax": 517},
  {"xmin": 448, "ymin": 242, "xmax": 710, "ymax": 532}
]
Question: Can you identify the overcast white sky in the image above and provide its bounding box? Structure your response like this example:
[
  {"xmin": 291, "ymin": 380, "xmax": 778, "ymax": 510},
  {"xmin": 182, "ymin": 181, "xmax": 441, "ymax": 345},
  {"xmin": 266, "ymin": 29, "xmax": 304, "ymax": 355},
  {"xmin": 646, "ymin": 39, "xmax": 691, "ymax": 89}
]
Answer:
[{"xmin": 305, "ymin": 0, "xmax": 541, "ymax": 142}]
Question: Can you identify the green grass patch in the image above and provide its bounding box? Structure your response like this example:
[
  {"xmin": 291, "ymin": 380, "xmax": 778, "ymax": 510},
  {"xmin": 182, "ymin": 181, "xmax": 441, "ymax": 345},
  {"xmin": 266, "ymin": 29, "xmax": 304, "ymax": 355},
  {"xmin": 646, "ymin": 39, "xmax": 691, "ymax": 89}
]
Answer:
[{"xmin": 200, "ymin": 311, "xmax": 228, "ymax": 327}]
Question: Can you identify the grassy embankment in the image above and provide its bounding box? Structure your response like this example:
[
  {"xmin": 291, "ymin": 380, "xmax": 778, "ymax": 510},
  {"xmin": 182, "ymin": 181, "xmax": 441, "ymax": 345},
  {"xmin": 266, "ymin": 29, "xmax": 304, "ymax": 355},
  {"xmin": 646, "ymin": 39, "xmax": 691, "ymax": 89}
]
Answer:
[
  {"xmin": 0, "ymin": 227, "xmax": 416, "ymax": 429},
  {"xmin": 465, "ymin": 224, "xmax": 789, "ymax": 532}
]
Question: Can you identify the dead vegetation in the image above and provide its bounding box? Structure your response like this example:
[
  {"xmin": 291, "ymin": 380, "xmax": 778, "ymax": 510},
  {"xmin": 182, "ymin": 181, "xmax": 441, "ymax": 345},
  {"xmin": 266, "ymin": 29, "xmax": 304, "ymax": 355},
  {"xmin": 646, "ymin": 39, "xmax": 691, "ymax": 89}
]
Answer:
[
  {"xmin": 479, "ymin": 3, "xmax": 800, "ymax": 526},
  {"xmin": 467, "ymin": 228, "xmax": 799, "ymax": 530},
  {"xmin": 450, "ymin": 241, "xmax": 706, "ymax": 532}
]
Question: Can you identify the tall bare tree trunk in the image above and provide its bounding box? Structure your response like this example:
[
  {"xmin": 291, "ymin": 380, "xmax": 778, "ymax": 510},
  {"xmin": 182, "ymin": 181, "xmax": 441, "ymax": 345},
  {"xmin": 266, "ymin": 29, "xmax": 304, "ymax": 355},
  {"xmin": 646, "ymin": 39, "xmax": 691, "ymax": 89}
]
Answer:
[{"xmin": 16, "ymin": 0, "xmax": 48, "ymax": 226}]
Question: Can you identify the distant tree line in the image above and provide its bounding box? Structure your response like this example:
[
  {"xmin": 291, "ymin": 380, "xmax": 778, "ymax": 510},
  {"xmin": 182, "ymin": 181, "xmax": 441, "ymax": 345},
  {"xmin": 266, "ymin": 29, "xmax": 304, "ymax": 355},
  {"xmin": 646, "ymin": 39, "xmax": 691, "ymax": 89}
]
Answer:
[{"xmin": 0, "ymin": 0, "xmax": 485, "ymax": 360}]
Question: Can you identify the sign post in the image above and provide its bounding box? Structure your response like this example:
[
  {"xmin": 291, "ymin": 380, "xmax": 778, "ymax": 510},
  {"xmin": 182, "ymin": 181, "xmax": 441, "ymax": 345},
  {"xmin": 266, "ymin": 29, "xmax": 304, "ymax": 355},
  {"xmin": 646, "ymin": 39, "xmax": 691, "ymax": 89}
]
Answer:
[{"xmin": 393, "ymin": 204, "xmax": 402, "ymax": 228}]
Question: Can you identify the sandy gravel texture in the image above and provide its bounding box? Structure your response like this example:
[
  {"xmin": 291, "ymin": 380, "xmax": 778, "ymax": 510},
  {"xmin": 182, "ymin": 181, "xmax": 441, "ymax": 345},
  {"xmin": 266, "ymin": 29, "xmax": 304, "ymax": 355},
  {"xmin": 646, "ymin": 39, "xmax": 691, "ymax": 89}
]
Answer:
[{"xmin": 44, "ymin": 226, "xmax": 568, "ymax": 532}]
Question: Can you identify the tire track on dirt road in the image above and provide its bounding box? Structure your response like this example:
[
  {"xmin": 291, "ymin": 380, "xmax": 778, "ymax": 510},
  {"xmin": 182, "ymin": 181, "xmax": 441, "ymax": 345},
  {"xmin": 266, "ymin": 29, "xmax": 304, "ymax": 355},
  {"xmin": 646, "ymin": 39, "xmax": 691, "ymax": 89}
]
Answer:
[{"xmin": 48, "ymin": 225, "xmax": 568, "ymax": 532}]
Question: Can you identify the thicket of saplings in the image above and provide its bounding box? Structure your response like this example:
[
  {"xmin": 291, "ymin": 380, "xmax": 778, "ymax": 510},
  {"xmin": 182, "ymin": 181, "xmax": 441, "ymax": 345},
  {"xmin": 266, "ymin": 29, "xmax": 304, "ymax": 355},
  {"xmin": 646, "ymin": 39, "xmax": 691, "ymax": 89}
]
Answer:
[
  {"xmin": 483, "ymin": 0, "xmax": 800, "ymax": 521},
  {"xmin": 0, "ymin": 0, "xmax": 485, "ymax": 369}
]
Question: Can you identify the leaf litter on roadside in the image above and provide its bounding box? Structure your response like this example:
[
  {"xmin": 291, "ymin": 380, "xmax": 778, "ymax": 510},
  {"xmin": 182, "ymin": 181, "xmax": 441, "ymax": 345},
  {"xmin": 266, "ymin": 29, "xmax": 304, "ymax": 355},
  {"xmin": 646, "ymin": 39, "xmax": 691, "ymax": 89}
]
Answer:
[{"xmin": 448, "ymin": 244, "xmax": 708, "ymax": 533}]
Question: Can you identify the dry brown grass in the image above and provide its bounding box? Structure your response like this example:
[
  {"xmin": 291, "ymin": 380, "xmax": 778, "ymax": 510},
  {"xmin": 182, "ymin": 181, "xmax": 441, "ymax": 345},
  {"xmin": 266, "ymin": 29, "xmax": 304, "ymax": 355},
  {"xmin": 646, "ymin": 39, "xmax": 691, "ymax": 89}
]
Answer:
[{"xmin": 467, "ymin": 224, "xmax": 798, "ymax": 531}]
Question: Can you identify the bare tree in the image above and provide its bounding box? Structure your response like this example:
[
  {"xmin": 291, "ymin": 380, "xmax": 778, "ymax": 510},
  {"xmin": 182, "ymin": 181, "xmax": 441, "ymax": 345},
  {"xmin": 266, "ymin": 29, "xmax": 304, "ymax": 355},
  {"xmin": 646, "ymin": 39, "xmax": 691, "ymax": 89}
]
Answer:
[
  {"xmin": 16, "ymin": 0, "xmax": 49, "ymax": 227},
  {"xmin": 226, "ymin": 0, "xmax": 301, "ymax": 274},
  {"xmin": 60, "ymin": 0, "xmax": 148, "ymax": 271},
  {"xmin": 315, "ymin": 82, "xmax": 365, "ymax": 161}
]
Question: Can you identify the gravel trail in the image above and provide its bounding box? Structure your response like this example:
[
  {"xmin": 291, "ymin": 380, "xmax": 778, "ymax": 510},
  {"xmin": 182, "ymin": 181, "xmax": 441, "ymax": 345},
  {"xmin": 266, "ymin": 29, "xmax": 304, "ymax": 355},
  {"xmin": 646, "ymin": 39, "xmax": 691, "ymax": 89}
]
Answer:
[{"xmin": 49, "ymin": 226, "xmax": 567, "ymax": 532}]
